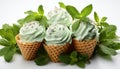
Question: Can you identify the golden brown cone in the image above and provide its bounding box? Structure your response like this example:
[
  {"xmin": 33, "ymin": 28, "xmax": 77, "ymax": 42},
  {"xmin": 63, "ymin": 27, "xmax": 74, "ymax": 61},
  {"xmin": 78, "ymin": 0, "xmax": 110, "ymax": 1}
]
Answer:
[
  {"xmin": 15, "ymin": 34, "xmax": 41, "ymax": 60},
  {"xmin": 72, "ymin": 38, "xmax": 97, "ymax": 58},
  {"xmin": 43, "ymin": 43, "xmax": 69, "ymax": 62}
]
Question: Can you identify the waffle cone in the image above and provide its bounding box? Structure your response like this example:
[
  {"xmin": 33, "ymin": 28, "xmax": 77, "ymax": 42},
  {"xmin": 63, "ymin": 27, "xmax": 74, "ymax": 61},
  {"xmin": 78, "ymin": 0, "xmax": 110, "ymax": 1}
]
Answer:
[
  {"xmin": 43, "ymin": 43, "xmax": 70, "ymax": 62},
  {"xmin": 72, "ymin": 38, "xmax": 97, "ymax": 58},
  {"xmin": 15, "ymin": 34, "xmax": 41, "ymax": 60}
]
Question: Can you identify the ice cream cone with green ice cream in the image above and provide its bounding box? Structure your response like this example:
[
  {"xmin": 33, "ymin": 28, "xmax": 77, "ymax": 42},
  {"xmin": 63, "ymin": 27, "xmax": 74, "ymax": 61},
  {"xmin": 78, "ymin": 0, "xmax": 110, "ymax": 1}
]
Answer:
[
  {"xmin": 71, "ymin": 19, "xmax": 98, "ymax": 58},
  {"xmin": 44, "ymin": 24, "xmax": 72, "ymax": 62},
  {"xmin": 15, "ymin": 21, "xmax": 45, "ymax": 60}
]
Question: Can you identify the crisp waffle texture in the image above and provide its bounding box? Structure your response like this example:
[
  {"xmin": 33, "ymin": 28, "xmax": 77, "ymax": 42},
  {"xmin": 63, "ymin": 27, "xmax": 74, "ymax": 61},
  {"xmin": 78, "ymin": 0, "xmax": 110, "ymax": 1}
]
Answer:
[
  {"xmin": 15, "ymin": 34, "xmax": 41, "ymax": 60},
  {"xmin": 72, "ymin": 38, "xmax": 97, "ymax": 58},
  {"xmin": 43, "ymin": 43, "xmax": 69, "ymax": 62}
]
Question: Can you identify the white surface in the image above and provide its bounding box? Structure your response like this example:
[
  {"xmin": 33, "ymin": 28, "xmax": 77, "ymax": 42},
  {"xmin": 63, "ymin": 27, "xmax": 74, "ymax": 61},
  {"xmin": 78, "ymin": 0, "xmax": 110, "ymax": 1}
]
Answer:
[{"xmin": 0, "ymin": 0, "xmax": 120, "ymax": 69}]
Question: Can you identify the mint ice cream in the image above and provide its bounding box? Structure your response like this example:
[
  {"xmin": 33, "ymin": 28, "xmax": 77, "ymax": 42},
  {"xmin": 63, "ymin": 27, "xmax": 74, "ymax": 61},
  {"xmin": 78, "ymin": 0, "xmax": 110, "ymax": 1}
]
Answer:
[
  {"xmin": 47, "ymin": 8, "xmax": 72, "ymax": 26},
  {"xmin": 72, "ymin": 19, "xmax": 97, "ymax": 41},
  {"xmin": 19, "ymin": 21, "xmax": 45, "ymax": 42},
  {"xmin": 45, "ymin": 24, "xmax": 72, "ymax": 46}
]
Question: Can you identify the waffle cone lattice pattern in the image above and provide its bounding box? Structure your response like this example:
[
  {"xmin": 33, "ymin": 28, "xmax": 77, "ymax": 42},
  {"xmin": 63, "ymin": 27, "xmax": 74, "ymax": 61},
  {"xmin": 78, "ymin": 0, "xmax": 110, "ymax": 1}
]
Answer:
[
  {"xmin": 15, "ymin": 34, "xmax": 41, "ymax": 60},
  {"xmin": 44, "ymin": 43, "xmax": 69, "ymax": 62},
  {"xmin": 72, "ymin": 38, "xmax": 97, "ymax": 58}
]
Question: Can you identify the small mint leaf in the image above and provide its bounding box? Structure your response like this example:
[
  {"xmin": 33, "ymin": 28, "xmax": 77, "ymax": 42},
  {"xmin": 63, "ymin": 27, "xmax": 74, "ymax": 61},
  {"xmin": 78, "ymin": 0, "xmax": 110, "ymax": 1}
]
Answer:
[
  {"xmin": 59, "ymin": 2, "xmax": 66, "ymax": 9},
  {"xmin": 70, "ymin": 51, "xmax": 77, "ymax": 58},
  {"xmin": 100, "ymin": 17, "xmax": 107, "ymax": 23},
  {"xmin": 38, "ymin": 5, "xmax": 44, "ymax": 15},
  {"xmin": 77, "ymin": 61, "xmax": 85, "ymax": 68},
  {"xmin": 34, "ymin": 56, "xmax": 50, "ymax": 66},
  {"xmin": 59, "ymin": 54, "xmax": 71, "ymax": 64},
  {"xmin": 94, "ymin": 12, "xmax": 99, "ymax": 22},
  {"xmin": 72, "ymin": 20, "xmax": 80, "ymax": 32},
  {"xmin": 80, "ymin": 4, "xmax": 93, "ymax": 18},
  {"xmin": 66, "ymin": 5, "xmax": 80, "ymax": 19}
]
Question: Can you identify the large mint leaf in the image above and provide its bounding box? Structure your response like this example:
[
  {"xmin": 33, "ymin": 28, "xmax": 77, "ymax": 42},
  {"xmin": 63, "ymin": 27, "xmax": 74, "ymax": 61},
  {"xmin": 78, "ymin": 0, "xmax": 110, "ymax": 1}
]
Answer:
[
  {"xmin": 66, "ymin": 6, "xmax": 80, "ymax": 19},
  {"xmin": 4, "ymin": 46, "xmax": 16, "ymax": 62},
  {"xmin": 100, "ymin": 45, "xmax": 117, "ymax": 55},
  {"xmin": 80, "ymin": 4, "xmax": 93, "ymax": 18},
  {"xmin": 94, "ymin": 12, "xmax": 99, "ymax": 22}
]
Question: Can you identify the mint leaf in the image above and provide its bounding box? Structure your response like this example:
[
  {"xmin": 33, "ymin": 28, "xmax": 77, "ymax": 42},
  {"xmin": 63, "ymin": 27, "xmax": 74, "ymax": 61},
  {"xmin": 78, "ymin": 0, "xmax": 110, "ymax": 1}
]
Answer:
[
  {"xmin": 100, "ymin": 45, "xmax": 117, "ymax": 55},
  {"xmin": 66, "ymin": 5, "xmax": 80, "ymax": 19},
  {"xmin": 24, "ymin": 15, "xmax": 35, "ymax": 23},
  {"xmin": 12, "ymin": 24, "xmax": 20, "ymax": 36},
  {"xmin": 59, "ymin": 2, "xmax": 66, "ymax": 9},
  {"xmin": 72, "ymin": 20, "xmax": 80, "ymax": 32},
  {"xmin": 4, "ymin": 46, "xmax": 16, "ymax": 62},
  {"xmin": 38, "ymin": 5, "xmax": 44, "ymax": 15},
  {"xmin": 59, "ymin": 54, "xmax": 71, "ymax": 64},
  {"xmin": 94, "ymin": 12, "xmax": 99, "ymax": 22},
  {"xmin": 80, "ymin": 4, "xmax": 93, "ymax": 18},
  {"xmin": 24, "ymin": 10, "xmax": 37, "ymax": 15},
  {"xmin": 70, "ymin": 51, "xmax": 77, "ymax": 58},
  {"xmin": 34, "ymin": 56, "xmax": 50, "ymax": 66},
  {"xmin": 0, "ymin": 47, "xmax": 8, "ymax": 56},
  {"xmin": 39, "ymin": 16, "xmax": 48, "ymax": 28},
  {"xmin": 70, "ymin": 51, "xmax": 78, "ymax": 65},
  {"xmin": 0, "ymin": 38, "xmax": 10, "ymax": 46},
  {"xmin": 100, "ymin": 17, "xmax": 107, "ymax": 23},
  {"xmin": 77, "ymin": 61, "xmax": 85, "ymax": 68}
]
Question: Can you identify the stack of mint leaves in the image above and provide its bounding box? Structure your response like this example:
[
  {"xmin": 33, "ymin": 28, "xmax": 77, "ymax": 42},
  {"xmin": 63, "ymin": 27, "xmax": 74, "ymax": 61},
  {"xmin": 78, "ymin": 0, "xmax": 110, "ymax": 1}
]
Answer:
[{"xmin": 0, "ymin": 2, "xmax": 120, "ymax": 68}]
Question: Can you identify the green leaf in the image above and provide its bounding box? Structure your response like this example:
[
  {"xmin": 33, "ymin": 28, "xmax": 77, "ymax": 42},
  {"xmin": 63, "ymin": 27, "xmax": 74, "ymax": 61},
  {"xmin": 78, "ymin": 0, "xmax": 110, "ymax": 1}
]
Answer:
[
  {"xmin": 34, "ymin": 56, "xmax": 50, "ymax": 66},
  {"xmin": 0, "ymin": 47, "xmax": 8, "ymax": 56},
  {"xmin": 59, "ymin": 54, "xmax": 71, "ymax": 64},
  {"xmin": 24, "ymin": 15, "xmax": 35, "ymax": 23},
  {"xmin": 94, "ymin": 12, "xmax": 99, "ymax": 22},
  {"xmin": 80, "ymin": 4, "xmax": 93, "ymax": 18},
  {"xmin": 72, "ymin": 20, "xmax": 80, "ymax": 32},
  {"xmin": 38, "ymin": 5, "xmax": 44, "ymax": 15},
  {"xmin": 66, "ymin": 5, "xmax": 80, "ymax": 19},
  {"xmin": 24, "ymin": 10, "xmax": 37, "ymax": 15},
  {"xmin": 70, "ymin": 51, "xmax": 78, "ymax": 65},
  {"xmin": 100, "ymin": 45, "xmax": 117, "ymax": 55},
  {"xmin": 0, "ymin": 38, "xmax": 10, "ymax": 46},
  {"xmin": 4, "ymin": 46, "xmax": 16, "ymax": 62},
  {"xmin": 70, "ymin": 51, "xmax": 77, "ymax": 58},
  {"xmin": 100, "ymin": 17, "xmax": 107, "ymax": 23},
  {"xmin": 39, "ymin": 16, "xmax": 48, "ymax": 28},
  {"xmin": 17, "ymin": 18, "xmax": 25, "ymax": 26},
  {"xmin": 12, "ymin": 24, "xmax": 20, "ymax": 36},
  {"xmin": 59, "ymin": 2, "xmax": 66, "ymax": 9},
  {"xmin": 107, "ymin": 42, "xmax": 120, "ymax": 50},
  {"xmin": 77, "ymin": 61, "xmax": 85, "ymax": 68},
  {"xmin": 2, "ymin": 24, "xmax": 12, "ymax": 31}
]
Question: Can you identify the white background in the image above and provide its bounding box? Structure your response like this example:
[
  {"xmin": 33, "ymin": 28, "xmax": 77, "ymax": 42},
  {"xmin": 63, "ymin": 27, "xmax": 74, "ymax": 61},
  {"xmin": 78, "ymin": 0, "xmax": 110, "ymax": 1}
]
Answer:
[{"xmin": 0, "ymin": 0, "xmax": 120, "ymax": 69}]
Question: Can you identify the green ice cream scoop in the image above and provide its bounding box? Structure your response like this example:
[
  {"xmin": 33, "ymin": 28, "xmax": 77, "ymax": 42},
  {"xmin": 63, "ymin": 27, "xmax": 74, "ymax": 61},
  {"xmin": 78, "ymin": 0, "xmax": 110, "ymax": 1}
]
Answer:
[
  {"xmin": 72, "ymin": 19, "xmax": 97, "ymax": 41},
  {"xmin": 19, "ymin": 21, "xmax": 45, "ymax": 42},
  {"xmin": 47, "ymin": 8, "xmax": 72, "ymax": 26},
  {"xmin": 45, "ymin": 24, "xmax": 72, "ymax": 46}
]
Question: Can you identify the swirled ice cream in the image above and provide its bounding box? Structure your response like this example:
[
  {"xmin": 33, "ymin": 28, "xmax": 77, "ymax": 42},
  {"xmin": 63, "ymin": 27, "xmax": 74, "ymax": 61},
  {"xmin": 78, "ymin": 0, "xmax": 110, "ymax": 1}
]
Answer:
[
  {"xmin": 45, "ymin": 24, "xmax": 72, "ymax": 46},
  {"xmin": 72, "ymin": 19, "xmax": 97, "ymax": 41},
  {"xmin": 47, "ymin": 7, "xmax": 72, "ymax": 26},
  {"xmin": 19, "ymin": 21, "xmax": 45, "ymax": 42}
]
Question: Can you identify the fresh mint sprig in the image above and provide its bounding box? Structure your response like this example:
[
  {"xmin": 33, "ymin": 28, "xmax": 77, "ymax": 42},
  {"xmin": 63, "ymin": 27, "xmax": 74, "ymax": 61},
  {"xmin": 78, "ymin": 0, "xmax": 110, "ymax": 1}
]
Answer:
[
  {"xmin": 18, "ymin": 5, "xmax": 48, "ymax": 28},
  {"xmin": 59, "ymin": 2, "xmax": 93, "ymax": 32},
  {"xmin": 59, "ymin": 51, "xmax": 89, "ymax": 68},
  {"xmin": 0, "ymin": 24, "xmax": 20, "ymax": 62},
  {"xmin": 94, "ymin": 12, "xmax": 120, "ymax": 57}
]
